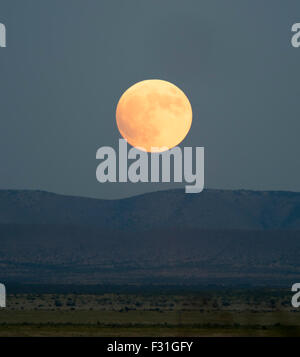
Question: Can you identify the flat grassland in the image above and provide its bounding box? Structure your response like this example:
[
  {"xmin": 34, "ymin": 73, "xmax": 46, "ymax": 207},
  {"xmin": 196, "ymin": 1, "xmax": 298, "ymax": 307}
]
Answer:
[{"xmin": 0, "ymin": 289, "xmax": 299, "ymax": 336}]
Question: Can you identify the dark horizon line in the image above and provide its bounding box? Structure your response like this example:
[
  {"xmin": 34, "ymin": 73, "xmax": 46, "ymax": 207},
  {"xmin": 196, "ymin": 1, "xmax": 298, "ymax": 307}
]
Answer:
[{"xmin": 0, "ymin": 186, "xmax": 299, "ymax": 201}]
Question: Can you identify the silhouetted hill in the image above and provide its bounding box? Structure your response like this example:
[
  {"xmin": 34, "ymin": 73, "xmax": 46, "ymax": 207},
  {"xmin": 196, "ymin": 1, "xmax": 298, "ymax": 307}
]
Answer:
[
  {"xmin": 0, "ymin": 189, "xmax": 300, "ymax": 285},
  {"xmin": 0, "ymin": 188, "xmax": 300, "ymax": 230}
]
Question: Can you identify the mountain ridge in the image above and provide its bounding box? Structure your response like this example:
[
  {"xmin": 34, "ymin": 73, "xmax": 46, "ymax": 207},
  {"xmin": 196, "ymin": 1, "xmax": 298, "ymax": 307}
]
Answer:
[
  {"xmin": 0, "ymin": 188, "xmax": 300, "ymax": 285},
  {"xmin": 0, "ymin": 188, "xmax": 299, "ymax": 230}
]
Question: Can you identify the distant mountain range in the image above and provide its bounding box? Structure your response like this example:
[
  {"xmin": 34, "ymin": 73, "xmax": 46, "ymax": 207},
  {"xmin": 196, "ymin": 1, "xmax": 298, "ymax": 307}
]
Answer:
[
  {"xmin": 1, "ymin": 188, "xmax": 300, "ymax": 229},
  {"xmin": 0, "ymin": 189, "xmax": 299, "ymax": 286}
]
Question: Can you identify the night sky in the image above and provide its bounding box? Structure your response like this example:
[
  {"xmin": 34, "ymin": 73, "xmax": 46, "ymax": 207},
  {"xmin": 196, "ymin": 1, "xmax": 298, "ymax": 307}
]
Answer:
[{"xmin": 0, "ymin": 0, "xmax": 300, "ymax": 198}]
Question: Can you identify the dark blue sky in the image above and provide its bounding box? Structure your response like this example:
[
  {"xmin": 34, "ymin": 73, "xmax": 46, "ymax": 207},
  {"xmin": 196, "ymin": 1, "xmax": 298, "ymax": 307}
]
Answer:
[{"xmin": 0, "ymin": 0, "xmax": 300, "ymax": 198}]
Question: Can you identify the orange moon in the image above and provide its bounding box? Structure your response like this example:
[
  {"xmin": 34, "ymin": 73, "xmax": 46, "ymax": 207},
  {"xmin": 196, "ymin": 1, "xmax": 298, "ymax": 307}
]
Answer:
[{"xmin": 116, "ymin": 79, "xmax": 192, "ymax": 152}]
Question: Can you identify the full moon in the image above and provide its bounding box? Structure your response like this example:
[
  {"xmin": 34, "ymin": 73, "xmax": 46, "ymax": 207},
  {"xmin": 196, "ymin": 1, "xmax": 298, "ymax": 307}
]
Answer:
[{"xmin": 116, "ymin": 79, "xmax": 192, "ymax": 152}]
